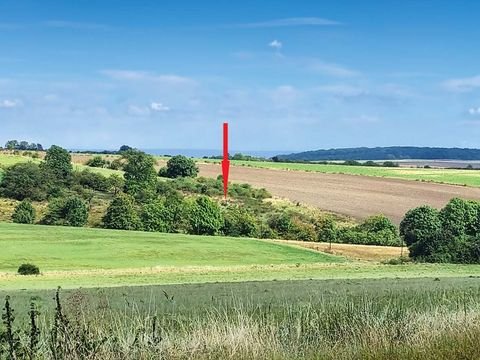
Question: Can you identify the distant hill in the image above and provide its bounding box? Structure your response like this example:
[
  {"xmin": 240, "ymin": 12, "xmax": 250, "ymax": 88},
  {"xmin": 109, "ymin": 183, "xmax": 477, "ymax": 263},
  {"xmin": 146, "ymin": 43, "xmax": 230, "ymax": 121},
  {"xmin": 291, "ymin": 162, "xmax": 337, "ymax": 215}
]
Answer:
[{"xmin": 276, "ymin": 147, "xmax": 480, "ymax": 161}]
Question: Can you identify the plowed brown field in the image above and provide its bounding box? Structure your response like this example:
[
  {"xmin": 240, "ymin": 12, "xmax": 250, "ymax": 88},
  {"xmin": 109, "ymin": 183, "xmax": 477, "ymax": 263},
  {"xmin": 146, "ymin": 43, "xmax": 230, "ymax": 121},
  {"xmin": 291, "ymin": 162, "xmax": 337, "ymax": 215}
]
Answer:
[{"xmin": 193, "ymin": 162, "xmax": 480, "ymax": 223}]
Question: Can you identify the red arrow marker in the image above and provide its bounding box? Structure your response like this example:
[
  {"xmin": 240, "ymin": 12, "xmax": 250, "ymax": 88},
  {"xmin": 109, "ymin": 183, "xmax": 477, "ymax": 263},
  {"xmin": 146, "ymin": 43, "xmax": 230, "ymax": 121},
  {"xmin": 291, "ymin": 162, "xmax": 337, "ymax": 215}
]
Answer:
[{"xmin": 221, "ymin": 122, "xmax": 230, "ymax": 199}]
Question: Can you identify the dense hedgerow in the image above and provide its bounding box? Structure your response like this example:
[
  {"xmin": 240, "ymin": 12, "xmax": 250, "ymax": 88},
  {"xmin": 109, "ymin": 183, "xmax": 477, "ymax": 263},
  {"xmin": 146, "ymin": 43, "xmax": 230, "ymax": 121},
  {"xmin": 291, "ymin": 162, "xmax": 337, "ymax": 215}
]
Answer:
[{"xmin": 400, "ymin": 198, "xmax": 480, "ymax": 263}]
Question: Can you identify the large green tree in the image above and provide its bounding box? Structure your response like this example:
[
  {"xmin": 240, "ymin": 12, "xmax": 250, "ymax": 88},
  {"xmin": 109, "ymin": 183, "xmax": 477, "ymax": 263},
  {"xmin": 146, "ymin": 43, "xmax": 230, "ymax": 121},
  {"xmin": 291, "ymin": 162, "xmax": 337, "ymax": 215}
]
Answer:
[
  {"xmin": 0, "ymin": 162, "xmax": 48, "ymax": 201},
  {"xmin": 103, "ymin": 194, "xmax": 141, "ymax": 230},
  {"xmin": 42, "ymin": 145, "xmax": 73, "ymax": 184},
  {"xmin": 122, "ymin": 150, "xmax": 158, "ymax": 200},
  {"xmin": 187, "ymin": 196, "xmax": 223, "ymax": 235},
  {"xmin": 160, "ymin": 155, "xmax": 199, "ymax": 178}
]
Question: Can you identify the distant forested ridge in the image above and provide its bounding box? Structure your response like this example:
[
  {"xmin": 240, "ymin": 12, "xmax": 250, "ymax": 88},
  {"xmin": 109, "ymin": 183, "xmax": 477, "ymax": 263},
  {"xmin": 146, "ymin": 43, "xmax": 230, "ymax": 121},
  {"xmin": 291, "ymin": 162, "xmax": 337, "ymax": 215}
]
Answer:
[{"xmin": 276, "ymin": 147, "xmax": 480, "ymax": 161}]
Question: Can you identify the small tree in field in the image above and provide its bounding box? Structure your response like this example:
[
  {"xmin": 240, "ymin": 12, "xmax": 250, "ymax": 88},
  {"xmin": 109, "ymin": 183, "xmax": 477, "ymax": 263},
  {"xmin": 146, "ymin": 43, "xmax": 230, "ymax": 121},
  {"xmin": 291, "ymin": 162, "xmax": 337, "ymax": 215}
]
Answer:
[
  {"xmin": 12, "ymin": 200, "xmax": 36, "ymax": 224},
  {"xmin": 161, "ymin": 155, "xmax": 199, "ymax": 178}
]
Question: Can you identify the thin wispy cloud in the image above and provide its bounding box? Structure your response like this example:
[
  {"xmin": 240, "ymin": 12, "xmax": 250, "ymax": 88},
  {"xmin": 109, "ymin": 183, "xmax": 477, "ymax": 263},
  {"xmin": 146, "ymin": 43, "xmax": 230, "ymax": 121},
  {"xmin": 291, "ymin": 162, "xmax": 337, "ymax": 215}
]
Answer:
[
  {"xmin": 234, "ymin": 17, "xmax": 341, "ymax": 28},
  {"xmin": 308, "ymin": 60, "xmax": 359, "ymax": 78},
  {"xmin": 101, "ymin": 70, "xmax": 196, "ymax": 86},
  {"xmin": 150, "ymin": 102, "xmax": 170, "ymax": 112},
  {"xmin": 443, "ymin": 75, "xmax": 480, "ymax": 92},
  {"xmin": 0, "ymin": 99, "xmax": 22, "ymax": 108}
]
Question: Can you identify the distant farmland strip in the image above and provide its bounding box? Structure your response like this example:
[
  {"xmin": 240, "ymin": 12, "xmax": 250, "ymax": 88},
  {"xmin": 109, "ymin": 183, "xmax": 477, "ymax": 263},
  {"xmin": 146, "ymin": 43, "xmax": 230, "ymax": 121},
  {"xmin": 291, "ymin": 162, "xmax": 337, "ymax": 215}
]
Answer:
[{"xmin": 195, "ymin": 162, "xmax": 480, "ymax": 223}]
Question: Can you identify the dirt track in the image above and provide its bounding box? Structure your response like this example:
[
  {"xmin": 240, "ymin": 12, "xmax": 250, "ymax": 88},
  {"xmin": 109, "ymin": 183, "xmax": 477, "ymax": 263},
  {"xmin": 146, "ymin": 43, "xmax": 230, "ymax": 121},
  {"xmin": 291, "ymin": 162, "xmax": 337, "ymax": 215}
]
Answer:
[{"xmin": 196, "ymin": 163, "xmax": 480, "ymax": 223}]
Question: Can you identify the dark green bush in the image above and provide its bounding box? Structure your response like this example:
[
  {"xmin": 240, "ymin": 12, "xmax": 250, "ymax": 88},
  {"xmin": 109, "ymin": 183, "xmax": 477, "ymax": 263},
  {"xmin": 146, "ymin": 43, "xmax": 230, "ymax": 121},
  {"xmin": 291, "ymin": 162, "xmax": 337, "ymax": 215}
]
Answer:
[
  {"xmin": 12, "ymin": 200, "xmax": 36, "ymax": 224},
  {"xmin": 42, "ymin": 196, "xmax": 88, "ymax": 227},
  {"xmin": 400, "ymin": 206, "xmax": 442, "ymax": 247},
  {"xmin": 267, "ymin": 213, "xmax": 293, "ymax": 238},
  {"xmin": 17, "ymin": 263, "xmax": 40, "ymax": 275},
  {"xmin": 0, "ymin": 162, "xmax": 48, "ymax": 201},
  {"xmin": 73, "ymin": 169, "xmax": 109, "ymax": 192},
  {"xmin": 85, "ymin": 156, "xmax": 109, "ymax": 168},
  {"xmin": 140, "ymin": 200, "xmax": 170, "ymax": 232},
  {"xmin": 103, "ymin": 194, "xmax": 141, "ymax": 230},
  {"xmin": 162, "ymin": 155, "xmax": 199, "ymax": 178},
  {"xmin": 187, "ymin": 196, "xmax": 223, "ymax": 235},
  {"xmin": 316, "ymin": 216, "xmax": 337, "ymax": 243},
  {"xmin": 222, "ymin": 207, "xmax": 258, "ymax": 237}
]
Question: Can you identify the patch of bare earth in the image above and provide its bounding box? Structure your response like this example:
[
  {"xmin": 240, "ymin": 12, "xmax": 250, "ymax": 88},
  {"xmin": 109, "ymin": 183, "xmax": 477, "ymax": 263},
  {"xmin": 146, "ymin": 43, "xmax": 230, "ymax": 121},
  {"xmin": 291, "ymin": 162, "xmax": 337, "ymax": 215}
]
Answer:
[{"xmin": 193, "ymin": 162, "xmax": 480, "ymax": 223}]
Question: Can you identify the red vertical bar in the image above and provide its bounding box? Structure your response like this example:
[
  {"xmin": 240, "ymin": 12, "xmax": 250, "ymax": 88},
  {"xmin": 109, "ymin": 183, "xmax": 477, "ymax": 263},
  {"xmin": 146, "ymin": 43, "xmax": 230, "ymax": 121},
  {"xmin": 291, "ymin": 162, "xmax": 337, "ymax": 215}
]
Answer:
[{"xmin": 223, "ymin": 122, "xmax": 228, "ymax": 160}]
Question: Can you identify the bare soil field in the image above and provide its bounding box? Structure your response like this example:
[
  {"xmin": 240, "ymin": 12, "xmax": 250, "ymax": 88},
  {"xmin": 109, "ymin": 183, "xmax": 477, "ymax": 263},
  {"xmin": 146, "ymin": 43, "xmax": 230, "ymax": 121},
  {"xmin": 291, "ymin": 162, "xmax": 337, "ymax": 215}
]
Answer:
[{"xmin": 194, "ymin": 162, "xmax": 480, "ymax": 223}]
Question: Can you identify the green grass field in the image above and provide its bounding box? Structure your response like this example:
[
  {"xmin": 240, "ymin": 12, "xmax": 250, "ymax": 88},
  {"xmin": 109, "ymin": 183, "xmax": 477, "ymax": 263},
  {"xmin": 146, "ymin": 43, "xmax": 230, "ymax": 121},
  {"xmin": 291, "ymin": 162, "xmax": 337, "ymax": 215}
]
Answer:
[
  {"xmin": 203, "ymin": 158, "xmax": 480, "ymax": 187},
  {"xmin": 1, "ymin": 222, "xmax": 480, "ymax": 290}
]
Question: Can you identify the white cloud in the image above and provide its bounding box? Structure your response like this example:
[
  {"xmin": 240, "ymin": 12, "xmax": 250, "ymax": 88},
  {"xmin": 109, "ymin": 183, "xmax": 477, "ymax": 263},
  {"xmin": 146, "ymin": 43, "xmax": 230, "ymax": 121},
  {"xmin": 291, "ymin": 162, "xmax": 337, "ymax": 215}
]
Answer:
[
  {"xmin": 443, "ymin": 75, "xmax": 480, "ymax": 92},
  {"xmin": 128, "ymin": 105, "xmax": 150, "ymax": 116},
  {"xmin": 150, "ymin": 102, "xmax": 170, "ymax": 112},
  {"xmin": 235, "ymin": 17, "xmax": 341, "ymax": 28},
  {"xmin": 0, "ymin": 99, "xmax": 22, "ymax": 108},
  {"xmin": 308, "ymin": 60, "xmax": 359, "ymax": 77},
  {"xmin": 269, "ymin": 40, "xmax": 282, "ymax": 50},
  {"xmin": 468, "ymin": 107, "xmax": 480, "ymax": 115},
  {"xmin": 101, "ymin": 70, "xmax": 196, "ymax": 86}
]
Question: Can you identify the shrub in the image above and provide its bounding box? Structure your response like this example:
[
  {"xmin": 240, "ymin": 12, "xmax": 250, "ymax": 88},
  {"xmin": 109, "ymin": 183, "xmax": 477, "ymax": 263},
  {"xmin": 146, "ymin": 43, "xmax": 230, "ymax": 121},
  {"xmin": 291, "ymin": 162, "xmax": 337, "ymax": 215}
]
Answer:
[
  {"xmin": 107, "ymin": 174, "xmax": 125, "ymax": 195},
  {"xmin": 63, "ymin": 197, "xmax": 89, "ymax": 227},
  {"xmin": 0, "ymin": 162, "xmax": 48, "ymax": 201},
  {"xmin": 17, "ymin": 263, "xmax": 40, "ymax": 275},
  {"xmin": 103, "ymin": 194, "xmax": 141, "ymax": 230},
  {"xmin": 73, "ymin": 169, "xmax": 109, "ymax": 192},
  {"xmin": 316, "ymin": 216, "xmax": 337, "ymax": 243},
  {"xmin": 267, "ymin": 213, "xmax": 293, "ymax": 238},
  {"xmin": 357, "ymin": 214, "xmax": 399, "ymax": 245},
  {"xmin": 42, "ymin": 196, "xmax": 88, "ymax": 227},
  {"xmin": 12, "ymin": 200, "xmax": 36, "ymax": 224},
  {"xmin": 163, "ymin": 155, "xmax": 199, "ymax": 178},
  {"xmin": 140, "ymin": 200, "xmax": 169, "ymax": 232},
  {"xmin": 108, "ymin": 158, "xmax": 124, "ymax": 170},
  {"xmin": 187, "ymin": 196, "xmax": 223, "ymax": 235},
  {"xmin": 222, "ymin": 207, "xmax": 258, "ymax": 237},
  {"xmin": 289, "ymin": 219, "xmax": 317, "ymax": 241},
  {"xmin": 85, "ymin": 156, "xmax": 108, "ymax": 168},
  {"xmin": 258, "ymin": 223, "xmax": 277, "ymax": 239}
]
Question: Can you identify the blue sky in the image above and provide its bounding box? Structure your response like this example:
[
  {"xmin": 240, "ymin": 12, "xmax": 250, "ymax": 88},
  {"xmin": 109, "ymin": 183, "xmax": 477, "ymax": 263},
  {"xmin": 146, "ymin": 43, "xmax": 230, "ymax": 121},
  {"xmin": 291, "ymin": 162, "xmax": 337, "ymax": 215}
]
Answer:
[{"xmin": 1, "ymin": 0, "xmax": 480, "ymax": 152}]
